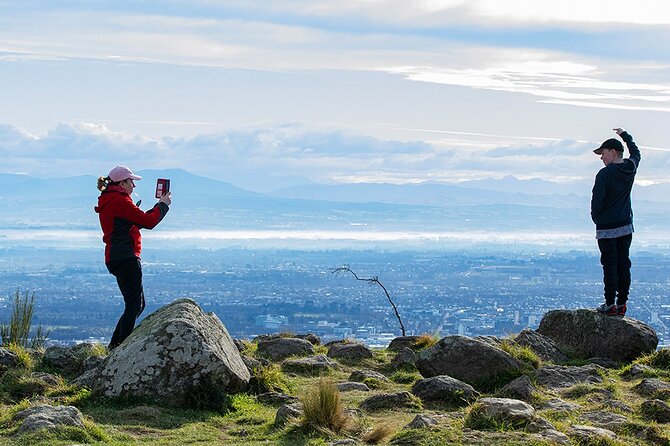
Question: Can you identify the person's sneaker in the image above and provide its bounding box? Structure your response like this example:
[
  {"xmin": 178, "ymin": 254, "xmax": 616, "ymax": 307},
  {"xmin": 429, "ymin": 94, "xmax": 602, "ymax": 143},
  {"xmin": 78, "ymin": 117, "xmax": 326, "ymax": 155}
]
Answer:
[
  {"xmin": 596, "ymin": 303, "xmax": 617, "ymax": 315},
  {"xmin": 616, "ymin": 304, "xmax": 627, "ymax": 317}
]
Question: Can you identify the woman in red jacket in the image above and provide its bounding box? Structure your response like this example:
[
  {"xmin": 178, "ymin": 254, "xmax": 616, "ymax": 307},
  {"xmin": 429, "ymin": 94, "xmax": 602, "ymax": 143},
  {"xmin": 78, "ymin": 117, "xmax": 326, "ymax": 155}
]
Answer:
[{"xmin": 95, "ymin": 166, "xmax": 171, "ymax": 349}]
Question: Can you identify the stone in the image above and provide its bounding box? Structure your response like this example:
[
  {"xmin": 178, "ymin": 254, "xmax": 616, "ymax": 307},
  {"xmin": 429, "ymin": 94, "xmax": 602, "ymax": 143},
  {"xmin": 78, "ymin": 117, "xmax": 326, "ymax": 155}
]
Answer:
[
  {"xmin": 588, "ymin": 357, "xmax": 621, "ymax": 368},
  {"xmin": 498, "ymin": 375, "xmax": 536, "ymax": 402},
  {"xmin": 327, "ymin": 343, "xmax": 373, "ymax": 362},
  {"xmin": 469, "ymin": 397, "xmax": 536, "ymax": 428},
  {"xmin": 242, "ymin": 355, "xmax": 263, "ymax": 373},
  {"xmin": 534, "ymin": 364, "xmax": 604, "ymax": 389},
  {"xmin": 81, "ymin": 355, "xmax": 105, "ymax": 372},
  {"xmin": 416, "ymin": 335, "xmax": 522, "ymax": 389},
  {"xmin": 579, "ymin": 411, "xmax": 628, "ymax": 430},
  {"xmin": 623, "ymin": 363, "xmax": 653, "ymax": 380},
  {"xmin": 257, "ymin": 337, "xmax": 314, "ymax": 361},
  {"xmin": 634, "ymin": 378, "xmax": 670, "ymax": 397},
  {"xmin": 359, "ymin": 391, "xmax": 419, "ymax": 411},
  {"xmin": 537, "ymin": 309, "xmax": 657, "ymax": 362},
  {"xmin": 567, "ymin": 424, "xmax": 616, "ymax": 442},
  {"xmin": 256, "ymin": 392, "xmax": 298, "ymax": 406},
  {"xmin": 640, "ymin": 399, "xmax": 670, "ymax": 423},
  {"xmin": 539, "ymin": 429, "xmax": 570, "ymax": 445},
  {"xmin": 349, "ymin": 369, "xmax": 388, "ymax": 382},
  {"xmin": 275, "ymin": 402, "xmax": 303, "ymax": 426},
  {"xmin": 0, "ymin": 347, "xmax": 19, "ymax": 371},
  {"xmin": 14, "ymin": 404, "xmax": 84, "ymax": 433},
  {"xmin": 391, "ymin": 347, "xmax": 417, "ymax": 370},
  {"xmin": 295, "ymin": 333, "xmax": 321, "ymax": 346},
  {"xmin": 513, "ymin": 329, "xmax": 567, "ymax": 363},
  {"xmin": 542, "ymin": 398, "xmax": 581, "ymax": 412},
  {"xmin": 336, "ymin": 381, "xmax": 370, "ymax": 392},
  {"xmin": 404, "ymin": 414, "xmax": 438, "ymax": 429},
  {"xmin": 30, "ymin": 372, "xmax": 61, "ymax": 386},
  {"xmin": 411, "ymin": 375, "xmax": 479, "ymax": 406},
  {"xmin": 74, "ymin": 299, "xmax": 249, "ymax": 407},
  {"xmin": 233, "ymin": 339, "xmax": 246, "ymax": 352},
  {"xmin": 600, "ymin": 399, "xmax": 633, "ymax": 413},
  {"xmin": 525, "ymin": 418, "xmax": 555, "ymax": 433},
  {"xmin": 388, "ymin": 336, "xmax": 422, "ymax": 352},
  {"xmin": 281, "ymin": 354, "xmax": 337, "ymax": 375},
  {"xmin": 475, "ymin": 335, "xmax": 503, "ymax": 348},
  {"xmin": 43, "ymin": 346, "xmax": 80, "ymax": 375}
]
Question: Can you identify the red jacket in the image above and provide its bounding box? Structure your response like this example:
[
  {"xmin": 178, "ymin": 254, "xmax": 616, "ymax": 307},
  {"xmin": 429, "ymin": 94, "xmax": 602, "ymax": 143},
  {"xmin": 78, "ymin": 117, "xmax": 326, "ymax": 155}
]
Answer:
[{"xmin": 94, "ymin": 187, "xmax": 169, "ymax": 263}]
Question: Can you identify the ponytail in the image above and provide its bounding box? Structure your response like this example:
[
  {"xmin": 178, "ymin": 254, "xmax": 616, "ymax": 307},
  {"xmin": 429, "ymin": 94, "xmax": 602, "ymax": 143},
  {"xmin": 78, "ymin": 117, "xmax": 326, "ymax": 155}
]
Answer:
[{"xmin": 97, "ymin": 176, "xmax": 110, "ymax": 191}]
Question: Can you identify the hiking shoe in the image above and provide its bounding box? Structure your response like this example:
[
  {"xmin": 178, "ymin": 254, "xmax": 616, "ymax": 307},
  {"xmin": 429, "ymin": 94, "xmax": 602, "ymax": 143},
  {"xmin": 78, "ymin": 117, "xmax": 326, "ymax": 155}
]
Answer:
[
  {"xmin": 616, "ymin": 304, "xmax": 627, "ymax": 317},
  {"xmin": 596, "ymin": 303, "xmax": 617, "ymax": 315}
]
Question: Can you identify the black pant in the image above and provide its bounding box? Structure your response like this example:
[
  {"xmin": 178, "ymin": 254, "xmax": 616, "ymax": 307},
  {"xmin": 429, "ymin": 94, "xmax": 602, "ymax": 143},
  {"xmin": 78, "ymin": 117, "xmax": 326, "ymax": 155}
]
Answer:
[
  {"xmin": 597, "ymin": 234, "xmax": 632, "ymax": 306},
  {"xmin": 107, "ymin": 257, "xmax": 145, "ymax": 349}
]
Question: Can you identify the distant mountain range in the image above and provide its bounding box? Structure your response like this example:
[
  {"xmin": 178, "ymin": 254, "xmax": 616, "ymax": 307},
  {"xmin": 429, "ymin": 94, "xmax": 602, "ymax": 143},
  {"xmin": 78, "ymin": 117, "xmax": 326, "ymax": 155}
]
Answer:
[{"xmin": 1, "ymin": 169, "xmax": 668, "ymax": 233}]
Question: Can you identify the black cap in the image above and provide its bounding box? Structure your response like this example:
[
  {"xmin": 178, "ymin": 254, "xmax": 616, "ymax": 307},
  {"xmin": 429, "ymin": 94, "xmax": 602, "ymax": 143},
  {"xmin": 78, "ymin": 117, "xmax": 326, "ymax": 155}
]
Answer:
[{"xmin": 593, "ymin": 138, "xmax": 623, "ymax": 155}]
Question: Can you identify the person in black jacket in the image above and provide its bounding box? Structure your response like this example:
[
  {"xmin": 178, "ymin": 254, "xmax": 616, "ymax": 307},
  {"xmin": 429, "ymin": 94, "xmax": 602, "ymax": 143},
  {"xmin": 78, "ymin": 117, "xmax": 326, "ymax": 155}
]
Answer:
[{"xmin": 591, "ymin": 128, "xmax": 640, "ymax": 316}]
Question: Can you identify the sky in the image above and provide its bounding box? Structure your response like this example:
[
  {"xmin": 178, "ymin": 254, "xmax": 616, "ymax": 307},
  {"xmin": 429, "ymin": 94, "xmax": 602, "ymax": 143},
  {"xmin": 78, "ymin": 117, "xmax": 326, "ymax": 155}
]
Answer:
[{"xmin": 1, "ymin": 0, "xmax": 670, "ymax": 190}]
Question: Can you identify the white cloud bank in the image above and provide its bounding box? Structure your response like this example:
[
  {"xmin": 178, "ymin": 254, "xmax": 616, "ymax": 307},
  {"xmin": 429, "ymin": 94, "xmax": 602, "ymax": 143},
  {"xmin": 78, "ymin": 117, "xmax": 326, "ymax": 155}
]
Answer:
[{"xmin": 2, "ymin": 122, "xmax": 669, "ymax": 189}]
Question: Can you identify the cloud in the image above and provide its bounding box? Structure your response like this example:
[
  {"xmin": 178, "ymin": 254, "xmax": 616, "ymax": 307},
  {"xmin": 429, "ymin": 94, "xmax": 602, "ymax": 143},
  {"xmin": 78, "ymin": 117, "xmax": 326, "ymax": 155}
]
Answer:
[{"xmin": 2, "ymin": 122, "xmax": 667, "ymax": 188}]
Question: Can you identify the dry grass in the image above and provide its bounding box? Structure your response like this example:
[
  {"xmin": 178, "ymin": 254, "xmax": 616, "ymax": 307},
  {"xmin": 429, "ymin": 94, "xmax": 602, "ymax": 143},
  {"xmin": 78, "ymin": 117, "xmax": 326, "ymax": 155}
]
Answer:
[
  {"xmin": 300, "ymin": 378, "xmax": 351, "ymax": 434},
  {"xmin": 413, "ymin": 333, "xmax": 439, "ymax": 350},
  {"xmin": 361, "ymin": 421, "xmax": 395, "ymax": 444}
]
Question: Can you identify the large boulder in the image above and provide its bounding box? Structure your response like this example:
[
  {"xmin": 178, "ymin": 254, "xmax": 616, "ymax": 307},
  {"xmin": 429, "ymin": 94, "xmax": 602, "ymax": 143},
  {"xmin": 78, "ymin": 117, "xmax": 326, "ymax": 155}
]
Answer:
[
  {"xmin": 411, "ymin": 375, "xmax": 479, "ymax": 406},
  {"xmin": 534, "ymin": 364, "xmax": 604, "ymax": 390},
  {"xmin": 537, "ymin": 309, "xmax": 657, "ymax": 362},
  {"xmin": 257, "ymin": 337, "xmax": 314, "ymax": 361},
  {"xmin": 14, "ymin": 404, "xmax": 85, "ymax": 434},
  {"xmin": 513, "ymin": 329, "xmax": 567, "ymax": 364},
  {"xmin": 75, "ymin": 299, "xmax": 249, "ymax": 407},
  {"xmin": 416, "ymin": 335, "xmax": 522, "ymax": 389},
  {"xmin": 327, "ymin": 343, "xmax": 373, "ymax": 362}
]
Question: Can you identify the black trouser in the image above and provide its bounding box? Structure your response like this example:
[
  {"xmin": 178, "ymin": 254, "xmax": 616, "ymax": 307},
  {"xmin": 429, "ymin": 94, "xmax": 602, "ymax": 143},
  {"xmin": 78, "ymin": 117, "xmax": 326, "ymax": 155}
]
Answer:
[
  {"xmin": 107, "ymin": 257, "xmax": 145, "ymax": 349},
  {"xmin": 597, "ymin": 234, "xmax": 632, "ymax": 306}
]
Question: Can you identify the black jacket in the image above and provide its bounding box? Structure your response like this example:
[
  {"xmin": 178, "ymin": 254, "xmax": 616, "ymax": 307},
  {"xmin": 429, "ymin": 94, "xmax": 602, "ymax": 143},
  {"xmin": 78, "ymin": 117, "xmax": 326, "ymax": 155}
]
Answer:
[{"xmin": 591, "ymin": 131, "xmax": 640, "ymax": 230}]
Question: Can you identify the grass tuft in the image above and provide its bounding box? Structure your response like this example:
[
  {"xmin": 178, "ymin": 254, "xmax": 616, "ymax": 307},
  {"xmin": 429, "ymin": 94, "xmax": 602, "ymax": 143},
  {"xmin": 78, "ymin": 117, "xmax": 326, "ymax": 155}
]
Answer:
[
  {"xmin": 412, "ymin": 333, "xmax": 439, "ymax": 350},
  {"xmin": 361, "ymin": 422, "xmax": 395, "ymax": 444},
  {"xmin": 300, "ymin": 378, "xmax": 350, "ymax": 434},
  {"xmin": 250, "ymin": 364, "xmax": 291, "ymax": 394},
  {"xmin": 0, "ymin": 290, "xmax": 50, "ymax": 349},
  {"xmin": 389, "ymin": 370, "xmax": 421, "ymax": 384}
]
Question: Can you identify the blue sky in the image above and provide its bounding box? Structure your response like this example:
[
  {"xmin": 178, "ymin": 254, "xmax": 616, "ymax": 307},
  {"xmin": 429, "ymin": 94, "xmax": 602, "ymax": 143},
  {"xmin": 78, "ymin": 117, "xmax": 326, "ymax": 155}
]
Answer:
[{"xmin": 1, "ymin": 1, "xmax": 669, "ymax": 189}]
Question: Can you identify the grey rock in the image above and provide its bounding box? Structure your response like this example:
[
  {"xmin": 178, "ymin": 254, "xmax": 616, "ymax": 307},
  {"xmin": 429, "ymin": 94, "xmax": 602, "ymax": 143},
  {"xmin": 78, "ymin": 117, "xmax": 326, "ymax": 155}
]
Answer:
[
  {"xmin": 601, "ymin": 399, "xmax": 633, "ymax": 413},
  {"xmin": 336, "ymin": 381, "xmax": 370, "ymax": 392},
  {"xmin": 579, "ymin": 411, "xmax": 628, "ymax": 430},
  {"xmin": 641, "ymin": 399, "xmax": 670, "ymax": 423},
  {"xmin": 623, "ymin": 363, "xmax": 653, "ymax": 380},
  {"xmin": 391, "ymin": 347, "xmax": 417, "ymax": 370},
  {"xmin": 30, "ymin": 372, "xmax": 60, "ymax": 386},
  {"xmin": 588, "ymin": 357, "xmax": 621, "ymax": 369},
  {"xmin": 404, "ymin": 414, "xmax": 438, "ymax": 429},
  {"xmin": 275, "ymin": 402, "xmax": 303, "ymax": 426},
  {"xmin": 411, "ymin": 375, "xmax": 479, "ymax": 406},
  {"xmin": 499, "ymin": 375, "xmax": 535, "ymax": 401},
  {"xmin": 233, "ymin": 339, "xmax": 246, "ymax": 352},
  {"xmin": 475, "ymin": 335, "xmax": 503, "ymax": 348},
  {"xmin": 359, "ymin": 391, "xmax": 418, "ymax": 412},
  {"xmin": 43, "ymin": 346, "xmax": 80, "ymax": 375},
  {"xmin": 542, "ymin": 398, "xmax": 581, "ymax": 412},
  {"xmin": 327, "ymin": 343, "xmax": 373, "ymax": 362},
  {"xmin": 349, "ymin": 369, "xmax": 388, "ymax": 382},
  {"xmin": 513, "ymin": 329, "xmax": 567, "ymax": 363},
  {"xmin": 525, "ymin": 417, "xmax": 555, "ymax": 433},
  {"xmin": 416, "ymin": 335, "xmax": 522, "ymax": 389},
  {"xmin": 295, "ymin": 333, "xmax": 321, "ymax": 346},
  {"xmin": 634, "ymin": 378, "xmax": 670, "ymax": 397},
  {"xmin": 256, "ymin": 392, "xmax": 298, "ymax": 406},
  {"xmin": 14, "ymin": 404, "xmax": 84, "ymax": 433},
  {"xmin": 257, "ymin": 337, "xmax": 314, "ymax": 361},
  {"xmin": 470, "ymin": 397, "xmax": 536, "ymax": 428},
  {"xmin": 74, "ymin": 298, "xmax": 249, "ymax": 407},
  {"xmin": 567, "ymin": 424, "xmax": 617, "ymax": 442},
  {"xmin": 281, "ymin": 354, "xmax": 337, "ymax": 375},
  {"xmin": 534, "ymin": 364, "xmax": 604, "ymax": 389},
  {"xmin": 539, "ymin": 429, "xmax": 570, "ymax": 445},
  {"xmin": 0, "ymin": 347, "xmax": 19, "ymax": 370},
  {"xmin": 242, "ymin": 355, "xmax": 263, "ymax": 373},
  {"xmin": 537, "ymin": 309, "xmax": 657, "ymax": 362},
  {"xmin": 81, "ymin": 355, "xmax": 105, "ymax": 372},
  {"xmin": 388, "ymin": 336, "xmax": 422, "ymax": 352}
]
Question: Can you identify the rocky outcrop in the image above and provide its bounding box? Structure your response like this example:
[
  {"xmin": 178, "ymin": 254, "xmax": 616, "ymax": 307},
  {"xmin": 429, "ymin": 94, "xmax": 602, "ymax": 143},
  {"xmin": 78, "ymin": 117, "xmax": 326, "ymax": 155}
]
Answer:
[
  {"xmin": 14, "ymin": 404, "xmax": 85, "ymax": 433},
  {"xmin": 537, "ymin": 309, "xmax": 657, "ymax": 362},
  {"xmin": 0, "ymin": 347, "xmax": 19, "ymax": 372},
  {"xmin": 416, "ymin": 335, "xmax": 522, "ymax": 389},
  {"xmin": 75, "ymin": 299, "xmax": 249, "ymax": 407},
  {"xmin": 391, "ymin": 347, "xmax": 417, "ymax": 370},
  {"xmin": 411, "ymin": 375, "xmax": 479, "ymax": 406},
  {"xmin": 534, "ymin": 364, "xmax": 604, "ymax": 389},
  {"xmin": 513, "ymin": 329, "xmax": 567, "ymax": 363},
  {"xmin": 257, "ymin": 337, "xmax": 314, "ymax": 361},
  {"xmin": 634, "ymin": 378, "xmax": 670, "ymax": 397},
  {"xmin": 327, "ymin": 343, "xmax": 373, "ymax": 362}
]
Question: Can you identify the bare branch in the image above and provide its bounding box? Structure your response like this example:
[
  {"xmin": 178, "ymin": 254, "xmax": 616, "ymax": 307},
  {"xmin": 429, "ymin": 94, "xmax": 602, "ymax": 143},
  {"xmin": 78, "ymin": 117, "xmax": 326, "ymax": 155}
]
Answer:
[{"xmin": 331, "ymin": 266, "xmax": 406, "ymax": 337}]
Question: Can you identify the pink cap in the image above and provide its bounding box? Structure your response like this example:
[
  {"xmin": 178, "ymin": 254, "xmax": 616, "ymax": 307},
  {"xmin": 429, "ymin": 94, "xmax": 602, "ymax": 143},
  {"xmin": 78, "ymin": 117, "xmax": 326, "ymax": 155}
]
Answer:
[{"xmin": 108, "ymin": 166, "xmax": 142, "ymax": 182}]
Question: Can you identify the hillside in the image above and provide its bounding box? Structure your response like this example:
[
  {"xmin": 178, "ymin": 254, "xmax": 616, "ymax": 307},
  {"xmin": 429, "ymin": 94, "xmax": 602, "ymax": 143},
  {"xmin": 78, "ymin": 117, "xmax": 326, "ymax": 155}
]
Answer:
[{"xmin": 1, "ymin": 301, "xmax": 669, "ymax": 446}]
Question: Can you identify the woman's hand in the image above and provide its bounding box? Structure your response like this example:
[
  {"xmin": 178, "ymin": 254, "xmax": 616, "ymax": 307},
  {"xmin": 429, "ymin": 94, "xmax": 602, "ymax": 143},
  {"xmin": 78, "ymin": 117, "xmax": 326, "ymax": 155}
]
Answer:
[{"xmin": 159, "ymin": 192, "xmax": 172, "ymax": 206}]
